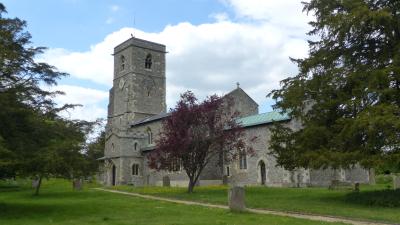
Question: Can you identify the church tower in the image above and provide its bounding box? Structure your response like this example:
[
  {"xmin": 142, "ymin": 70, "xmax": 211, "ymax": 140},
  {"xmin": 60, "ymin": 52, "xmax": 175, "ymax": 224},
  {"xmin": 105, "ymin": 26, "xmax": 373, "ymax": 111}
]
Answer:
[
  {"xmin": 107, "ymin": 37, "xmax": 167, "ymax": 131},
  {"xmin": 104, "ymin": 37, "xmax": 166, "ymax": 186}
]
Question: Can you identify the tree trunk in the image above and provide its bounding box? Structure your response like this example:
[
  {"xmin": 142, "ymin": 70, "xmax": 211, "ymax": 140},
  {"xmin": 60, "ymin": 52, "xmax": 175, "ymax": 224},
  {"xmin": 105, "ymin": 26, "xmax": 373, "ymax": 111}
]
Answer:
[
  {"xmin": 34, "ymin": 176, "xmax": 42, "ymax": 196},
  {"xmin": 369, "ymin": 168, "xmax": 376, "ymax": 185},
  {"xmin": 188, "ymin": 180, "xmax": 195, "ymax": 193}
]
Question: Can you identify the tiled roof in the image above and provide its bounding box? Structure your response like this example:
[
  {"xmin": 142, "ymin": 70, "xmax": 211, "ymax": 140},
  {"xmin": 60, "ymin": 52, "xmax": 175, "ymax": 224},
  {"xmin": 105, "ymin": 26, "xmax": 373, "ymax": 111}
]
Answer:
[
  {"xmin": 129, "ymin": 112, "xmax": 171, "ymax": 127},
  {"xmin": 236, "ymin": 111, "xmax": 291, "ymax": 128},
  {"xmin": 129, "ymin": 110, "xmax": 290, "ymax": 129}
]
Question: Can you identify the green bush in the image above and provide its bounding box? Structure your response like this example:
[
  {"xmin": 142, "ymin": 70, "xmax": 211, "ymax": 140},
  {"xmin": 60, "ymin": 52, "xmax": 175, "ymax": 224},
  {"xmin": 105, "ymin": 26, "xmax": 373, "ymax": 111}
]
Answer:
[{"xmin": 345, "ymin": 189, "xmax": 400, "ymax": 207}]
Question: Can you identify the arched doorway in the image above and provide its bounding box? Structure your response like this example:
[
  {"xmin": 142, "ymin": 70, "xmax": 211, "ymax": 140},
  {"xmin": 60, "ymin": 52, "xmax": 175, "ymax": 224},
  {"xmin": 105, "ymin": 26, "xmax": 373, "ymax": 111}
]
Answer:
[
  {"xmin": 112, "ymin": 165, "xmax": 116, "ymax": 186},
  {"xmin": 259, "ymin": 161, "xmax": 266, "ymax": 185}
]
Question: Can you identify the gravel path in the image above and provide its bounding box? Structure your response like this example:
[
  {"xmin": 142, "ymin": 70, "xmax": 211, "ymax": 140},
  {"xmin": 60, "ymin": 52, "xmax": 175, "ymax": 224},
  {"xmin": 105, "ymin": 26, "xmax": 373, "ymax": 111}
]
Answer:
[{"xmin": 94, "ymin": 188, "xmax": 396, "ymax": 225}]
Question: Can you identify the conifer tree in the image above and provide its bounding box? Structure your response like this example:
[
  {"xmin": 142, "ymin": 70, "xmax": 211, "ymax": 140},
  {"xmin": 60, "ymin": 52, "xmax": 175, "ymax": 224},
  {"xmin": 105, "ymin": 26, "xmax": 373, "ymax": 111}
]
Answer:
[
  {"xmin": 269, "ymin": 0, "xmax": 400, "ymax": 171},
  {"xmin": 0, "ymin": 3, "xmax": 98, "ymax": 194}
]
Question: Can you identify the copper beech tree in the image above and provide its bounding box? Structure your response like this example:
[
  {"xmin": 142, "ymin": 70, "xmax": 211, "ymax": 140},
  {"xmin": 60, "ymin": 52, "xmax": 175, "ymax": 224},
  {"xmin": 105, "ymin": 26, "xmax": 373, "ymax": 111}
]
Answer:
[{"xmin": 148, "ymin": 91, "xmax": 256, "ymax": 193}]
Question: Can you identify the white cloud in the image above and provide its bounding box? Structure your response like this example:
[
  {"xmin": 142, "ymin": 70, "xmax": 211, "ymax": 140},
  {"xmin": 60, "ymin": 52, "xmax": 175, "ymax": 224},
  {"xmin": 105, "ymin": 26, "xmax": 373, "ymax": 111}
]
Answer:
[
  {"xmin": 110, "ymin": 5, "xmax": 120, "ymax": 12},
  {"xmin": 210, "ymin": 12, "xmax": 230, "ymax": 22},
  {"xmin": 48, "ymin": 85, "xmax": 108, "ymax": 121},
  {"xmin": 224, "ymin": 0, "xmax": 312, "ymax": 33},
  {"xmin": 105, "ymin": 17, "xmax": 114, "ymax": 24},
  {"xmin": 40, "ymin": 1, "xmax": 311, "ymax": 116}
]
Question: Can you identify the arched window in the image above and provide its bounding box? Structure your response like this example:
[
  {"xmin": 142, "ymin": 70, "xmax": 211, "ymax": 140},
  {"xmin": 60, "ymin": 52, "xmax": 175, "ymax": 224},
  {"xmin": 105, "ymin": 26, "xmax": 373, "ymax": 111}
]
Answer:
[
  {"xmin": 239, "ymin": 150, "xmax": 247, "ymax": 170},
  {"xmin": 111, "ymin": 143, "xmax": 115, "ymax": 152},
  {"xmin": 134, "ymin": 142, "xmax": 138, "ymax": 151},
  {"xmin": 120, "ymin": 55, "xmax": 126, "ymax": 71},
  {"xmin": 145, "ymin": 54, "xmax": 152, "ymax": 69},
  {"xmin": 147, "ymin": 128, "xmax": 153, "ymax": 145},
  {"xmin": 132, "ymin": 164, "xmax": 139, "ymax": 176}
]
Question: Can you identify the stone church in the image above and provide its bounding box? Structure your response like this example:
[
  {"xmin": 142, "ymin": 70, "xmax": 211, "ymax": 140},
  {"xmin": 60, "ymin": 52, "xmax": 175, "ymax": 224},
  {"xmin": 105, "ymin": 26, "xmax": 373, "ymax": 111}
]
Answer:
[{"xmin": 99, "ymin": 37, "xmax": 372, "ymax": 187}]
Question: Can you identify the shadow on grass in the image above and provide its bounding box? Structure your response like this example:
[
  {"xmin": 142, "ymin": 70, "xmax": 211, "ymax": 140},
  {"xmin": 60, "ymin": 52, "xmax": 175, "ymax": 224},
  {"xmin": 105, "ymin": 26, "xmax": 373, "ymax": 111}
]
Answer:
[
  {"xmin": 0, "ymin": 186, "xmax": 21, "ymax": 192},
  {"xmin": 0, "ymin": 192, "xmax": 104, "ymax": 219},
  {"xmin": 345, "ymin": 189, "xmax": 400, "ymax": 207},
  {"xmin": 0, "ymin": 202, "xmax": 68, "ymax": 219}
]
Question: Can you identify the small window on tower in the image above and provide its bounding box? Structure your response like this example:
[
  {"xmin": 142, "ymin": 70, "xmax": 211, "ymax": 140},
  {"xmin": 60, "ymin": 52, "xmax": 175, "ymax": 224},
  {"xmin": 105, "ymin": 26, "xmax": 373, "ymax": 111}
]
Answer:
[
  {"xmin": 134, "ymin": 142, "xmax": 138, "ymax": 151},
  {"xmin": 145, "ymin": 54, "xmax": 152, "ymax": 69},
  {"xmin": 120, "ymin": 55, "xmax": 126, "ymax": 71}
]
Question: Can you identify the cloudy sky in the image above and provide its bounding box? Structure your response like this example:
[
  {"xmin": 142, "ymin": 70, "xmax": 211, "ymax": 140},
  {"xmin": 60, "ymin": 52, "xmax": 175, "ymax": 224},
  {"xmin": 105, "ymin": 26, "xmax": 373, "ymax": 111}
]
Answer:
[{"xmin": 3, "ymin": 0, "xmax": 312, "ymax": 121}]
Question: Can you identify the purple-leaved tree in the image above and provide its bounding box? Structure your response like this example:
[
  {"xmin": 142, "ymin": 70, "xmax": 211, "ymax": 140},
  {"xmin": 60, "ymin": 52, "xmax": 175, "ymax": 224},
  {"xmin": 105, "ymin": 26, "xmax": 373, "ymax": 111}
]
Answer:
[{"xmin": 148, "ymin": 91, "xmax": 256, "ymax": 193}]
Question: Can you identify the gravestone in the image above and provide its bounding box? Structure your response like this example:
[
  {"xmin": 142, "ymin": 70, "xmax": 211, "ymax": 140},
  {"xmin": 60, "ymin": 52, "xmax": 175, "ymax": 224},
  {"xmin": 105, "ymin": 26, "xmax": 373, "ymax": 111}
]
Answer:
[
  {"xmin": 228, "ymin": 186, "xmax": 246, "ymax": 212},
  {"xmin": 328, "ymin": 180, "xmax": 340, "ymax": 190},
  {"xmin": 394, "ymin": 176, "xmax": 400, "ymax": 190},
  {"xmin": 162, "ymin": 176, "xmax": 170, "ymax": 187},
  {"xmin": 368, "ymin": 169, "xmax": 376, "ymax": 185},
  {"xmin": 354, "ymin": 182, "xmax": 360, "ymax": 192},
  {"xmin": 73, "ymin": 179, "xmax": 83, "ymax": 191},
  {"xmin": 32, "ymin": 179, "xmax": 39, "ymax": 188}
]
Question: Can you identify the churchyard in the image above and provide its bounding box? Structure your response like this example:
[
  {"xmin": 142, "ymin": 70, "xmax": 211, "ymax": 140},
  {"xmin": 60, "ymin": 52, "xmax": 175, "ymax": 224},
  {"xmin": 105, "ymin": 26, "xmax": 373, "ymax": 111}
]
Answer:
[
  {"xmin": 1, "ymin": 177, "xmax": 399, "ymax": 225},
  {"xmin": 0, "ymin": 179, "xmax": 347, "ymax": 225},
  {"xmin": 110, "ymin": 176, "xmax": 400, "ymax": 224}
]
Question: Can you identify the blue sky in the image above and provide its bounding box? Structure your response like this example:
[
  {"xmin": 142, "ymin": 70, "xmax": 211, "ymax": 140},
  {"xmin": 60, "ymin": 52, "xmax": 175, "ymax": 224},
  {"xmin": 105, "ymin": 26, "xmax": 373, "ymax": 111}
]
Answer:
[
  {"xmin": 4, "ymin": 0, "xmax": 229, "ymax": 50},
  {"xmin": 2, "ymin": 0, "xmax": 312, "ymax": 121}
]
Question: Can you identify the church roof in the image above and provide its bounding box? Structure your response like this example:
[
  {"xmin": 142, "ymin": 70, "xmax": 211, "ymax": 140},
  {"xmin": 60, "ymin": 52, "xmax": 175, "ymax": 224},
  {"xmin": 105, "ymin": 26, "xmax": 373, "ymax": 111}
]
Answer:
[
  {"xmin": 130, "ymin": 110, "xmax": 290, "ymax": 128},
  {"xmin": 237, "ymin": 111, "xmax": 290, "ymax": 128},
  {"xmin": 225, "ymin": 87, "xmax": 259, "ymax": 106},
  {"xmin": 130, "ymin": 112, "xmax": 171, "ymax": 127}
]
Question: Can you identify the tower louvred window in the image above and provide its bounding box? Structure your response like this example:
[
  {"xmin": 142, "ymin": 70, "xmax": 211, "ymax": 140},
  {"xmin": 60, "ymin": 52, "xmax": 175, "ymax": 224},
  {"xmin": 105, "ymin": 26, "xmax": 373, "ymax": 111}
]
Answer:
[
  {"xmin": 120, "ymin": 55, "xmax": 125, "ymax": 71},
  {"xmin": 145, "ymin": 54, "xmax": 152, "ymax": 69}
]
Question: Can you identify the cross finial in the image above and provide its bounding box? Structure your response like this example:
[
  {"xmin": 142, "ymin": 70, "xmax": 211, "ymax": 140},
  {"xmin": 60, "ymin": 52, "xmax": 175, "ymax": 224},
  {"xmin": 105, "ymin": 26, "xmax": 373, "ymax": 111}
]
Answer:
[{"xmin": 236, "ymin": 82, "xmax": 240, "ymax": 89}]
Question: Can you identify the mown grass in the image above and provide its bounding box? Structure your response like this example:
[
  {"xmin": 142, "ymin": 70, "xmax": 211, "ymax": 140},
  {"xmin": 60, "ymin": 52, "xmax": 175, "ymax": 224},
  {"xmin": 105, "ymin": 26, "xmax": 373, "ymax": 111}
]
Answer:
[
  {"xmin": 0, "ymin": 179, "xmax": 345, "ymax": 225},
  {"xmin": 112, "ymin": 184, "xmax": 400, "ymax": 224}
]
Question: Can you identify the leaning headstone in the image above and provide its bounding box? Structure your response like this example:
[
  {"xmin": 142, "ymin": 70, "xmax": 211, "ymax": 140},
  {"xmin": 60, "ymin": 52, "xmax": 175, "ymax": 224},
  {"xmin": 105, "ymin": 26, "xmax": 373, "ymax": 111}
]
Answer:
[
  {"xmin": 354, "ymin": 182, "xmax": 360, "ymax": 192},
  {"xmin": 369, "ymin": 169, "xmax": 376, "ymax": 185},
  {"xmin": 329, "ymin": 180, "xmax": 340, "ymax": 190},
  {"xmin": 393, "ymin": 176, "xmax": 400, "ymax": 190},
  {"xmin": 162, "ymin": 176, "xmax": 170, "ymax": 187},
  {"xmin": 228, "ymin": 186, "xmax": 246, "ymax": 212},
  {"xmin": 32, "ymin": 179, "xmax": 39, "ymax": 188},
  {"xmin": 73, "ymin": 179, "xmax": 83, "ymax": 191}
]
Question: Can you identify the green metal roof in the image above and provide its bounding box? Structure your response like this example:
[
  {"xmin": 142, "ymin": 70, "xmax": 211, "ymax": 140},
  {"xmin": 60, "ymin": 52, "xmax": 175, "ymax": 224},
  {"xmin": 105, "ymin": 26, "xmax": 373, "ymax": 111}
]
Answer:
[{"xmin": 237, "ymin": 111, "xmax": 291, "ymax": 128}]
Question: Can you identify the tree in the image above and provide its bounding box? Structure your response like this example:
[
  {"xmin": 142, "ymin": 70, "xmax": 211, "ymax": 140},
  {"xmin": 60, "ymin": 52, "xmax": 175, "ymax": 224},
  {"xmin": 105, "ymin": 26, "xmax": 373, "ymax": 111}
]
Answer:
[
  {"xmin": 0, "ymin": 3, "xmax": 96, "ymax": 195},
  {"xmin": 85, "ymin": 130, "xmax": 106, "ymax": 179},
  {"xmin": 0, "ymin": 3, "xmax": 67, "ymax": 109},
  {"xmin": 148, "ymin": 91, "xmax": 255, "ymax": 193},
  {"xmin": 268, "ymin": 0, "xmax": 400, "ymax": 171}
]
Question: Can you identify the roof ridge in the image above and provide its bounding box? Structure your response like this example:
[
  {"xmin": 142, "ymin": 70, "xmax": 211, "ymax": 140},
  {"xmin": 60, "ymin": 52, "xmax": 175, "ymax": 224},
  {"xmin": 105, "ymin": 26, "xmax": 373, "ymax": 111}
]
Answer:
[
  {"xmin": 238, "ymin": 110, "xmax": 279, "ymax": 119},
  {"xmin": 236, "ymin": 110, "xmax": 291, "ymax": 128},
  {"xmin": 224, "ymin": 87, "xmax": 259, "ymax": 106}
]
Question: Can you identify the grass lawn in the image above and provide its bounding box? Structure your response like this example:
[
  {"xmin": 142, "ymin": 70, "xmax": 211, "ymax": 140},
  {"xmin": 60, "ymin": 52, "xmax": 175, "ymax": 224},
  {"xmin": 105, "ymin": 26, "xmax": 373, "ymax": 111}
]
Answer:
[
  {"xmin": 0, "ymin": 179, "xmax": 345, "ymax": 225},
  {"xmin": 112, "ymin": 184, "xmax": 400, "ymax": 224}
]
